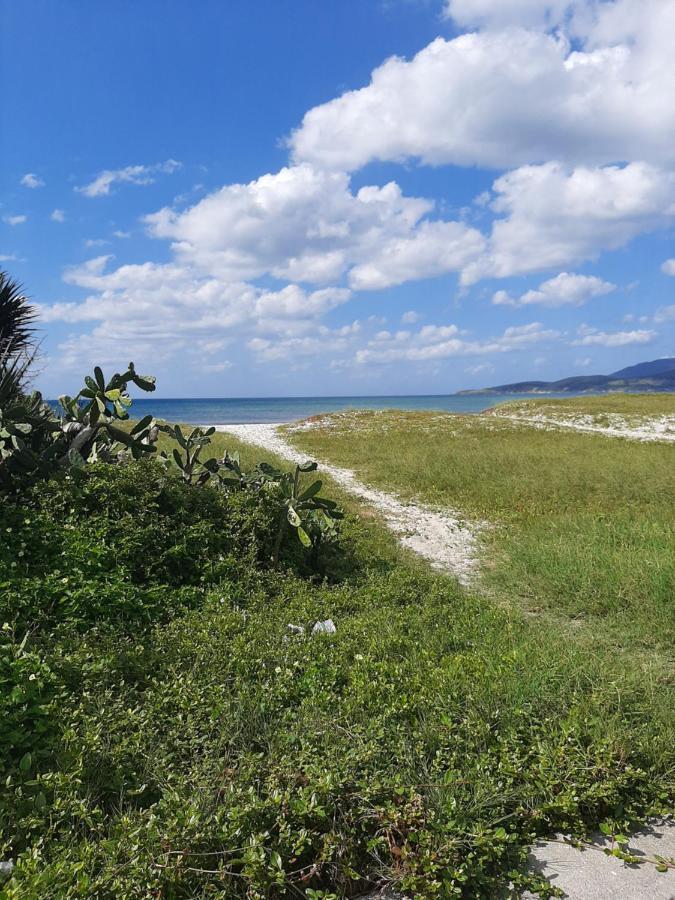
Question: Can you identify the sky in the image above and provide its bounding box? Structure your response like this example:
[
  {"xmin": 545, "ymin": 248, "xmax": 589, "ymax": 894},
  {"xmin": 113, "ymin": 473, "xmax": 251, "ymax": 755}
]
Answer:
[{"xmin": 1, "ymin": 0, "xmax": 674, "ymax": 399}]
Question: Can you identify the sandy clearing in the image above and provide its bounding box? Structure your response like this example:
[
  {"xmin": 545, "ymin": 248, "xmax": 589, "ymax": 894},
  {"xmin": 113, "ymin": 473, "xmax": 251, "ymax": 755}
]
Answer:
[
  {"xmin": 489, "ymin": 411, "xmax": 675, "ymax": 442},
  {"xmin": 214, "ymin": 423, "xmax": 484, "ymax": 584}
]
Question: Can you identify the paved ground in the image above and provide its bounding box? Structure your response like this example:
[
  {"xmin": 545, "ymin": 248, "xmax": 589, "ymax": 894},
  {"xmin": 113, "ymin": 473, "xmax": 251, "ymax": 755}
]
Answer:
[
  {"xmin": 523, "ymin": 819, "xmax": 675, "ymax": 899},
  {"xmin": 356, "ymin": 819, "xmax": 675, "ymax": 898}
]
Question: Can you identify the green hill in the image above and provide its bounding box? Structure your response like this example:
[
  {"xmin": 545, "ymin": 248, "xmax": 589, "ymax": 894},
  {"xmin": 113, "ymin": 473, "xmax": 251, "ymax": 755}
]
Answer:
[{"xmin": 458, "ymin": 357, "xmax": 675, "ymax": 395}]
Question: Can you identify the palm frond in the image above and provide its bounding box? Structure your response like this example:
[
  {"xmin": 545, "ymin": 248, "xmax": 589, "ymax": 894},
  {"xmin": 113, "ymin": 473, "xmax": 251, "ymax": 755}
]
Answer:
[{"xmin": 0, "ymin": 270, "xmax": 37, "ymax": 359}]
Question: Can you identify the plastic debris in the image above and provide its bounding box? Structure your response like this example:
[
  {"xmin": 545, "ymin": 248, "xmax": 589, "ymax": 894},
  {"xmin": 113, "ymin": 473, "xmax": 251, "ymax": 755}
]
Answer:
[{"xmin": 312, "ymin": 619, "xmax": 336, "ymax": 635}]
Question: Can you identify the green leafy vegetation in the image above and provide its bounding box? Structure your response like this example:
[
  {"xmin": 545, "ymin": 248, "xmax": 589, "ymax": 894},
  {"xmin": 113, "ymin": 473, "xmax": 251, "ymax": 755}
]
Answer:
[
  {"xmin": 156, "ymin": 424, "xmax": 342, "ymax": 561},
  {"xmin": 1, "ymin": 456, "xmax": 673, "ymax": 897},
  {"xmin": 0, "ymin": 407, "xmax": 672, "ymax": 896},
  {"xmin": 0, "ymin": 273, "xmax": 672, "ymax": 896}
]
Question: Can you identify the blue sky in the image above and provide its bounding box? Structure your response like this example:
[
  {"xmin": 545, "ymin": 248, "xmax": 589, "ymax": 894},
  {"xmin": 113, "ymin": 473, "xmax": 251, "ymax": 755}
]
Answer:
[{"xmin": 1, "ymin": 0, "xmax": 674, "ymax": 398}]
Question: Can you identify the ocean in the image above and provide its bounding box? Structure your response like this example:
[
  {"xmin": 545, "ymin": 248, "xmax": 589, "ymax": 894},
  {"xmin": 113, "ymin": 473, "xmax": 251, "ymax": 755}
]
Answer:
[{"xmin": 118, "ymin": 393, "xmax": 574, "ymax": 425}]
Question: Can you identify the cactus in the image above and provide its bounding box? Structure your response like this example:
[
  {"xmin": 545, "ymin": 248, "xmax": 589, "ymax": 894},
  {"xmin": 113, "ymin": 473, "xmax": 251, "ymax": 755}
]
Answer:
[
  {"xmin": 156, "ymin": 422, "xmax": 342, "ymax": 562},
  {"xmin": 0, "ymin": 362, "xmax": 158, "ymax": 490},
  {"xmin": 57, "ymin": 362, "xmax": 157, "ymax": 466},
  {"xmin": 159, "ymin": 424, "xmax": 220, "ymax": 485},
  {"xmin": 1, "ymin": 355, "xmax": 343, "ymax": 569},
  {"xmin": 264, "ymin": 460, "xmax": 343, "ymax": 566}
]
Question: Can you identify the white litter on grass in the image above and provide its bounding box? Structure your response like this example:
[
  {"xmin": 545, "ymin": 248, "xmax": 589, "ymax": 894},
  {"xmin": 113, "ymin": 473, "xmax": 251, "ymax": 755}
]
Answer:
[
  {"xmin": 489, "ymin": 410, "xmax": 675, "ymax": 442},
  {"xmin": 214, "ymin": 424, "xmax": 483, "ymax": 585},
  {"xmin": 312, "ymin": 619, "xmax": 336, "ymax": 635}
]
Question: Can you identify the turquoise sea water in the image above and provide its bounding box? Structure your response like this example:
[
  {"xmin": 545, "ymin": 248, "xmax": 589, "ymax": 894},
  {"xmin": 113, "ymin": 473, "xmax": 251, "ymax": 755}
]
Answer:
[{"xmin": 121, "ymin": 393, "xmax": 577, "ymax": 425}]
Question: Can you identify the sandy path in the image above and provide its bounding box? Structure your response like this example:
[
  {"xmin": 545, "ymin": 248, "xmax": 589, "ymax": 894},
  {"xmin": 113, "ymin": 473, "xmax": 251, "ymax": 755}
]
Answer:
[
  {"xmin": 215, "ymin": 424, "xmax": 483, "ymax": 584},
  {"xmin": 490, "ymin": 411, "xmax": 675, "ymax": 442}
]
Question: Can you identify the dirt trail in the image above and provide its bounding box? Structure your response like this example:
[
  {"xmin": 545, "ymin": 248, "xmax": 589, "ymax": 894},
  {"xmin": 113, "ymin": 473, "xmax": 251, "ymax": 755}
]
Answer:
[{"xmin": 215, "ymin": 423, "xmax": 484, "ymax": 585}]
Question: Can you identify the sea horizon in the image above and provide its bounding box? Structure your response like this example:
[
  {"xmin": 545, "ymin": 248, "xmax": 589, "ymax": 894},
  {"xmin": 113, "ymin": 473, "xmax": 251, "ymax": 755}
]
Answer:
[{"xmin": 84, "ymin": 391, "xmax": 585, "ymax": 425}]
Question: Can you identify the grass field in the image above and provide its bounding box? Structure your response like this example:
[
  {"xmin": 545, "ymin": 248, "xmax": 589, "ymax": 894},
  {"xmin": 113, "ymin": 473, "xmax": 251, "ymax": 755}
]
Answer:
[
  {"xmin": 488, "ymin": 393, "xmax": 675, "ymax": 417},
  {"xmin": 2, "ymin": 397, "xmax": 673, "ymax": 897},
  {"xmin": 285, "ymin": 396, "xmax": 675, "ymax": 656}
]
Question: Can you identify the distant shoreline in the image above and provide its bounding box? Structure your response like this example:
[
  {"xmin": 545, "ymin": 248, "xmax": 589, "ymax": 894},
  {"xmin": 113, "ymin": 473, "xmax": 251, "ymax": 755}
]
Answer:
[
  {"xmin": 47, "ymin": 389, "xmax": 674, "ymax": 425},
  {"xmin": 89, "ymin": 392, "xmax": 590, "ymax": 425}
]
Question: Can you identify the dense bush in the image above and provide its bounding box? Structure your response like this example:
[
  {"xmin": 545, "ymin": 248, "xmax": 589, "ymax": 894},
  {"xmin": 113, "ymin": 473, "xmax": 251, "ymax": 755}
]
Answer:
[
  {"xmin": 0, "ymin": 462, "xmax": 278, "ymax": 793},
  {"xmin": 0, "ymin": 275, "xmax": 671, "ymax": 896},
  {"xmin": 0, "ymin": 459, "xmax": 672, "ymax": 898},
  {"xmin": 1, "ymin": 460, "xmax": 280, "ymax": 630}
]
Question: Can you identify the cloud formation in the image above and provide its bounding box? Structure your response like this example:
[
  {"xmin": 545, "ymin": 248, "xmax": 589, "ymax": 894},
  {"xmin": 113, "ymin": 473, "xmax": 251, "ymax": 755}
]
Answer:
[
  {"xmin": 572, "ymin": 325, "xmax": 656, "ymax": 346},
  {"xmin": 464, "ymin": 162, "xmax": 675, "ymax": 282},
  {"xmin": 354, "ymin": 321, "xmax": 560, "ymax": 365},
  {"xmin": 42, "ymin": 0, "xmax": 674, "ymax": 383},
  {"xmin": 76, "ymin": 160, "xmax": 181, "ymax": 197},
  {"xmin": 145, "ymin": 163, "xmax": 483, "ymax": 289},
  {"xmin": 21, "ymin": 173, "xmax": 45, "ymax": 189},
  {"xmin": 493, "ymin": 272, "xmax": 615, "ymax": 307},
  {"xmin": 40, "ymin": 255, "xmax": 353, "ymax": 369},
  {"xmin": 290, "ymin": 2, "xmax": 675, "ymax": 171}
]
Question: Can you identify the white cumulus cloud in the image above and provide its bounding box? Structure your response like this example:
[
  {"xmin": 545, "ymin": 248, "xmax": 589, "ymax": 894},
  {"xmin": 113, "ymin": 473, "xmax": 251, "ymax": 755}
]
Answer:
[
  {"xmin": 21, "ymin": 173, "xmax": 45, "ymax": 189},
  {"xmin": 145, "ymin": 163, "xmax": 483, "ymax": 289},
  {"xmin": 463, "ymin": 162, "xmax": 675, "ymax": 282},
  {"xmin": 572, "ymin": 324, "xmax": 656, "ymax": 346},
  {"xmin": 290, "ymin": 2, "xmax": 675, "ymax": 172},
  {"xmin": 354, "ymin": 321, "xmax": 560, "ymax": 365},
  {"xmin": 40, "ymin": 255, "xmax": 354, "ymax": 370},
  {"xmin": 493, "ymin": 272, "xmax": 615, "ymax": 307},
  {"xmin": 76, "ymin": 159, "xmax": 181, "ymax": 197}
]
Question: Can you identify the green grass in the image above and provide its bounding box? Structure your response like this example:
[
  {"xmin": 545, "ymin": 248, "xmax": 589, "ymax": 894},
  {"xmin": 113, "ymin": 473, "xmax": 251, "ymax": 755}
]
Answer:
[
  {"xmin": 286, "ymin": 397, "xmax": 675, "ymax": 653},
  {"xmin": 1, "ymin": 399, "xmax": 673, "ymax": 897},
  {"xmin": 491, "ymin": 392, "xmax": 675, "ymax": 417}
]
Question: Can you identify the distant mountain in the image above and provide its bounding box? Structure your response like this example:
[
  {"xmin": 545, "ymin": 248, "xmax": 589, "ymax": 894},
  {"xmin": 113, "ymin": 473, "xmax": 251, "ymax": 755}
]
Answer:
[
  {"xmin": 610, "ymin": 358, "xmax": 675, "ymax": 378},
  {"xmin": 457, "ymin": 358, "xmax": 675, "ymax": 396}
]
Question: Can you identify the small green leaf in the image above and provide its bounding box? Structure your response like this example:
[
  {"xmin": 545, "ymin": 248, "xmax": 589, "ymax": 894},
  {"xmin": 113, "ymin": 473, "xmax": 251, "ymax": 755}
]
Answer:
[
  {"xmin": 174, "ymin": 426, "xmax": 187, "ymax": 449},
  {"xmin": 133, "ymin": 374, "xmax": 156, "ymax": 392},
  {"xmin": 19, "ymin": 752, "xmax": 32, "ymax": 774},
  {"xmin": 131, "ymin": 414, "xmax": 153, "ymax": 435},
  {"xmin": 297, "ymin": 525, "xmax": 311, "ymax": 547},
  {"xmin": 299, "ymin": 479, "xmax": 323, "ymax": 502}
]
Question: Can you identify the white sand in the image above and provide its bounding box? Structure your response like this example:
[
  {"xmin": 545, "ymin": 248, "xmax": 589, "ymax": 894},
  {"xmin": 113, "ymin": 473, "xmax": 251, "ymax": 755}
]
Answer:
[
  {"xmin": 215, "ymin": 423, "xmax": 484, "ymax": 584},
  {"xmin": 489, "ymin": 410, "xmax": 675, "ymax": 442}
]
